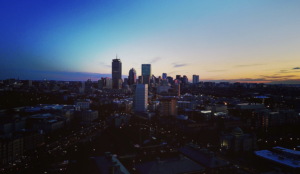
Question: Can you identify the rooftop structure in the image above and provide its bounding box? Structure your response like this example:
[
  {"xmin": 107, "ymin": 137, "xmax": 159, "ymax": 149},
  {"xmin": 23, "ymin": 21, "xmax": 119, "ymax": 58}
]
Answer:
[
  {"xmin": 90, "ymin": 152, "xmax": 130, "ymax": 174},
  {"xmin": 255, "ymin": 150, "xmax": 300, "ymax": 169},
  {"xmin": 178, "ymin": 146, "xmax": 228, "ymax": 169},
  {"xmin": 134, "ymin": 156, "xmax": 205, "ymax": 174}
]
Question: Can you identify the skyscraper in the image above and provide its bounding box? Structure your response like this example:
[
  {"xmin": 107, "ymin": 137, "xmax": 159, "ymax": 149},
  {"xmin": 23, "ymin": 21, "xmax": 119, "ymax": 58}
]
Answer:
[
  {"xmin": 134, "ymin": 84, "xmax": 148, "ymax": 112},
  {"xmin": 162, "ymin": 73, "xmax": 167, "ymax": 79},
  {"xmin": 193, "ymin": 75, "xmax": 199, "ymax": 84},
  {"xmin": 182, "ymin": 75, "xmax": 188, "ymax": 83},
  {"xmin": 128, "ymin": 68, "xmax": 137, "ymax": 85},
  {"xmin": 112, "ymin": 56, "xmax": 122, "ymax": 89},
  {"xmin": 166, "ymin": 76, "xmax": 173, "ymax": 84},
  {"xmin": 138, "ymin": 76, "xmax": 143, "ymax": 84},
  {"xmin": 142, "ymin": 64, "xmax": 151, "ymax": 85}
]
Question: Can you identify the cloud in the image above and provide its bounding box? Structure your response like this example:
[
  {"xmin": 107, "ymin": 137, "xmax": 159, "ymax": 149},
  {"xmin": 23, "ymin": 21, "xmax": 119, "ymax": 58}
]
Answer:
[
  {"xmin": 234, "ymin": 64, "xmax": 264, "ymax": 67},
  {"xmin": 207, "ymin": 70, "xmax": 228, "ymax": 72},
  {"xmin": 200, "ymin": 78, "xmax": 271, "ymax": 83},
  {"xmin": 267, "ymin": 79, "xmax": 300, "ymax": 84},
  {"xmin": 149, "ymin": 57, "xmax": 162, "ymax": 64},
  {"xmin": 168, "ymin": 71, "xmax": 179, "ymax": 74},
  {"xmin": 279, "ymin": 70, "xmax": 289, "ymax": 73},
  {"xmin": 0, "ymin": 68, "xmax": 128, "ymax": 81},
  {"xmin": 222, "ymin": 78, "xmax": 267, "ymax": 82},
  {"xmin": 99, "ymin": 62, "xmax": 111, "ymax": 68},
  {"xmin": 173, "ymin": 63, "xmax": 187, "ymax": 68},
  {"xmin": 293, "ymin": 67, "xmax": 300, "ymax": 69},
  {"xmin": 260, "ymin": 75, "xmax": 297, "ymax": 79}
]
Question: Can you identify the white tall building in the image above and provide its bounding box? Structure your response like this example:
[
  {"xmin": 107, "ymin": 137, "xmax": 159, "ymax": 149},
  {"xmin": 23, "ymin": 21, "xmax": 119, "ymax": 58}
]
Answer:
[
  {"xmin": 135, "ymin": 84, "xmax": 148, "ymax": 112},
  {"xmin": 193, "ymin": 75, "xmax": 199, "ymax": 84}
]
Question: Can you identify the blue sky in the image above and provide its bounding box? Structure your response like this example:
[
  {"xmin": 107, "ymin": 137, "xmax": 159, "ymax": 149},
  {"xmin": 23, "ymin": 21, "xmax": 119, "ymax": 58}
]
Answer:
[{"xmin": 1, "ymin": 0, "xmax": 300, "ymax": 83}]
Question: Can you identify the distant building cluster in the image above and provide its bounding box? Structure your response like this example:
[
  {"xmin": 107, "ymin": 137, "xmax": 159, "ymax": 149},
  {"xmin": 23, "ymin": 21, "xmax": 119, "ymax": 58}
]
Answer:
[{"xmin": 1, "ymin": 55, "xmax": 300, "ymax": 173}]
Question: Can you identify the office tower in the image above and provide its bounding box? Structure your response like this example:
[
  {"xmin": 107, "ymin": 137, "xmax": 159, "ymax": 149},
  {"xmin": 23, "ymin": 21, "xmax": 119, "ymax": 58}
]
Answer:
[
  {"xmin": 193, "ymin": 75, "xmax": 199, "ymax": 84},
  {"xmin": 160, "ymin": 79, "xmax": 167, "ymax": 86},
  {"xmin": 128, "ymin": 68, "xmax": 137, "ymax": 85},
  {"xmin": 176, "ymin": 75, "xmax": 181, "ymax": 79},
  {"xmin": 138, "ymin": 76, "xmax": 143, "ymax": 84},
  {"xmin": 124, "ymin": 78, "xmax": 128, "ymax": 85},
  {"xmin": 182, "ymin": 75, "xmax": 188, "ymax": 83},
  {"xmin": 25, "ymin": 80, "xmax": 32, "ymax": 86},
  {"xmin": 81, "ymin": 81, "xmax": 85, "ymax": 89},
  {"xmin": 162, "ymin": 73, "xmax": 167, "ymax": 79},
  {"xmin": 112, "ymin": 56, "xmax": 122, "ymax": 89},
  {"xmin": 98, "ymin": 79, "xmax": 103, "ymax": 89},
  {"xmin": 174, "ymin": 83, "xmax": 180, "ymax": 96},
  {"xmin": 159, "ymin": 97, "xmax": 178, "ymax": 117},
  {"xmin": 106, "ymin": 79, "xmax": 113, "ymax": 89},
  {"xmin": 134, "ymin": 84, "xmax": 148, "ymax": 112},
  {"xmin": 142, "ymin": 64, "xmax": 151, "ymax": 85},
  {"xmin": 166, "ymin": 76, "xmax": 173, "ymax": 84}
]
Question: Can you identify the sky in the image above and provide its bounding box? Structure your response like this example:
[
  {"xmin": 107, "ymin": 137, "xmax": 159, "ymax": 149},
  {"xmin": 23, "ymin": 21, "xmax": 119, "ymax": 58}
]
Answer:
[{"xmin": 1, "ymin": 0, "xmax": 300, "ymax": 83}]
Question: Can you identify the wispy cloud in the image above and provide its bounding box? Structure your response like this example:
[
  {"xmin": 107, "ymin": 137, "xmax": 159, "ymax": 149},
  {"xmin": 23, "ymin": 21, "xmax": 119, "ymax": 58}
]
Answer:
[
  {"xmin": 168, "ymin": 71, "xmax": 179, "ymax": 74},
  {"xmin": 0, "ymin": 68, "xmax": 129, "ymax": 81},
  {"xmin": 149, "ymin": 57, "xmax": 162, "ymax": 64},
  {"xmin": 99, "ymin": 62, "xmax": 110, "ymax": 68},
  {"xmin": 279, "ymin": 70, "xmax": 289, "ymax": 73},
  {"xmin": 276, "ymin": 68, "xmax": 300, "ymax": 74},
  {"xmin": 207, "ymin": 70, "xmax": 228, "ymax": 72},
  {"xmin": 173, "ymin": 63, "xmax": 187, "ymax": 68},
  {"xmin": 260, "ymin": 75, "xmax": 297, "ymax": 79},
  {"xmin": 234, "ymin": 64, "xmax": 264, "ymax": 67}
]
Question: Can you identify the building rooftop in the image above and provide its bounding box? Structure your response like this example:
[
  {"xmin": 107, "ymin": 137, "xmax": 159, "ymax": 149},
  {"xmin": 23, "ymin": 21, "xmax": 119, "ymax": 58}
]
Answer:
[
  {"xmin": 273, "ymin": 146, "xmax": 300, "ymax": 156},
  {"xmin": 178, "ymin": 146, "xmax": 228, "ymax": 168},
  {"xmin": 201, "ymin": 110, "xmax": 211, "ymax": 114},
  {"xmin": 255, "ymin": 150, "xmax": 300, "ymax": 169},
  {"xmin": 91, "ymin": 154, "xmax": 129, "ymax": 174},
  {"xmin": 134, "ymin": 156, "xmax": 205, "ymax": 174}
]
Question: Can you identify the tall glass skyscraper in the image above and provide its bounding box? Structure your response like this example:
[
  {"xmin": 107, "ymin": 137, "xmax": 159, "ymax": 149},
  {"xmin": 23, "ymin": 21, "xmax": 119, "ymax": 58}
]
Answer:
[
  {"xmin": 142, "ymin": 64, "xmax": 151, "ymax": 85},
  {"xmin": 193, "ymin": 75, "xmax": 199, "ymax": 84},
  {"xmin": 162, "ymin": 73, "xmax": 167, "ymax": 79},
  {"xmin": 112, "ymin": 56, "xmax": 122, "ymax": 89},
  {"xmin": 134, "ymin": 84, "xmax": 148, "ymax": 112},
  {"xmin": 128, "ymin": 68, "xmax": 137, "ymax": 85}
]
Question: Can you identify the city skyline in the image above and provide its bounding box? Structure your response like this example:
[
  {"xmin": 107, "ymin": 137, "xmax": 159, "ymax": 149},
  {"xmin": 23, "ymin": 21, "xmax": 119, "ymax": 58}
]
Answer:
[{"xmin": 1, "ymin": 0, "xmax": 300, "ymax": 84}]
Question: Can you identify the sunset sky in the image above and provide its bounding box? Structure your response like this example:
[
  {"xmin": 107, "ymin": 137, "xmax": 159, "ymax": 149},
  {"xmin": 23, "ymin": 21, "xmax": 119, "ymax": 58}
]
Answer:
[{"xmin": 1, "ymin": 0, "xmax": 300, "ymax": 83}]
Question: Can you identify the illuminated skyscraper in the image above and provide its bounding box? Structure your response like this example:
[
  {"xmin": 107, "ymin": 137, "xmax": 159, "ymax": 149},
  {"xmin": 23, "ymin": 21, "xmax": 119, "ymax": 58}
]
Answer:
[
  {"xmin": 162, "ymin": 73, "xmax": 167, "ymax": 79},
  {"xmin": 112, "ymin": 56, "xmax": 122, "ymax": 89}
]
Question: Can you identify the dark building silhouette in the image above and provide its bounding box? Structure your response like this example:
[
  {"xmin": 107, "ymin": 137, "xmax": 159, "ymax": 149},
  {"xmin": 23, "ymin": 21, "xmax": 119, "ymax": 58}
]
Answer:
[
  {"xmin": 176, "ymin": 75, "xmax": 181, "ymax": 79},
  {"xmin": 142, "ymin": 64, "xmax": 151, "ymax": 85},
  {"xmin": 128, "ymin": 68, "xmax": 137, "ymax": 85},
  {"xmin": 112, "ymin": 56, "xmax": 122, "ymax": 89}
]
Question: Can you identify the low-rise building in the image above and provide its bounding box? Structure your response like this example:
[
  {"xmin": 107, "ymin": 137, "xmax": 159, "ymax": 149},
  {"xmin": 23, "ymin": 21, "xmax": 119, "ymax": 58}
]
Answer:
[
  {"xmin": 32, "ymin": 119, "xmax": 64, "ymax": 134},
  {"xmin": 16, "ymin": 130, "xmax": 45, "ymax": 151},
  {"xmin": 88, "ymin": 152, "xmax": 130, "ymax": 174},
  {"xmin": 159, "ymin": 97, "xmax": 178, "ymax": 117},
  {"xmin": 178, "ymin": 145, "xmax": 228, "ymax": 173},
  {"xmin": 75, "ymin": 110, "xmax": 98, "ymax": 122},
  {"xmin": 219, "ymin": 127, "xmax": 258, "ymax": 153},
  {"xmin": 135, "ymin": 156, "xmax": 205, "ymax": 174},
  {"xmin": 0, "ymin": 136, "xmax": 23, "ymax": 165},
  {"xmin": 75, "ymin": 99, "xmax": 90, "ymax": 110}
]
